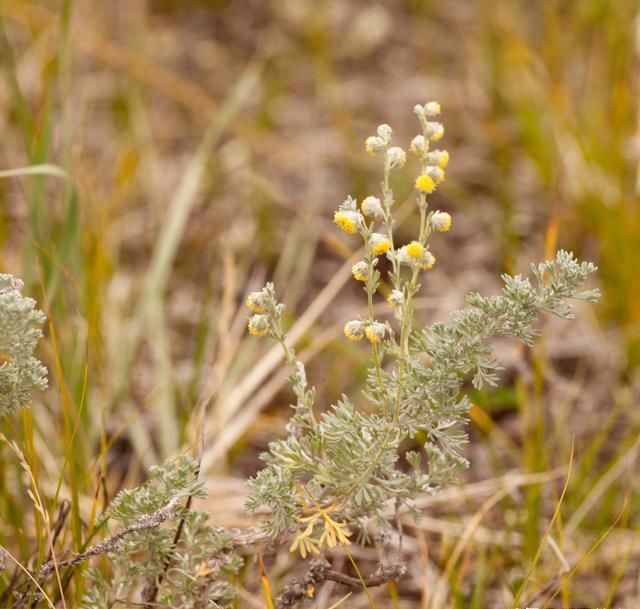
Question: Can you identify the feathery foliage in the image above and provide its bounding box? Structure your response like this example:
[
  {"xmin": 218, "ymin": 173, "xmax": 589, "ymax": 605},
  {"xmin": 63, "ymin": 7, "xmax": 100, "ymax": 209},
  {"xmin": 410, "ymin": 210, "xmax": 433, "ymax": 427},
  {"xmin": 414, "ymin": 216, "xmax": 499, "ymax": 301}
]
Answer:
[{"xmin": 0, "ymin": 274, "xmax": 47, "ymax": 416}]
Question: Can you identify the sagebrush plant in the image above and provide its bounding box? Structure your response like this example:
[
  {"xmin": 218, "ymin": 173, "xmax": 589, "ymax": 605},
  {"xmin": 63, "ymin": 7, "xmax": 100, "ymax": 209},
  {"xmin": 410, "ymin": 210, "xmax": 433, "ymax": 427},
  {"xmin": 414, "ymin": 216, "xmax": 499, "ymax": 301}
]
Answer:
[
  {"xmin": 79, "ymin": 456, "xmax": 242, "ymax": 609},
  {"xmin": 245, "ymin": 102, "xmax": 600, "ymax": 562},
  {"xmin": 0, "ymin": 274, "xmax": 48, "ymax": 416},
  {"xmin": 0, "ymin": 102, "xmax": 599, "ymax": 607}
]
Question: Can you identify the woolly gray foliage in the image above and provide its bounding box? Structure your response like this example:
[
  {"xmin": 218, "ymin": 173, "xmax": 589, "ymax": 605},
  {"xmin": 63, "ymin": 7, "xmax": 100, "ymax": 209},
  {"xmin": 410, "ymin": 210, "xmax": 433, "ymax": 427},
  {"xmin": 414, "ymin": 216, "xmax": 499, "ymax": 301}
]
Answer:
[
  {"xmin": 0, "ymin": 274, "xmax": 47, "ymax": 416},
  {"xmin": 246, "ymin": 251, "xmax": 599, "ymax": 535},
  {"xmin": 80, "ymin": 456, "xmax": 242, "ymax": 609}
]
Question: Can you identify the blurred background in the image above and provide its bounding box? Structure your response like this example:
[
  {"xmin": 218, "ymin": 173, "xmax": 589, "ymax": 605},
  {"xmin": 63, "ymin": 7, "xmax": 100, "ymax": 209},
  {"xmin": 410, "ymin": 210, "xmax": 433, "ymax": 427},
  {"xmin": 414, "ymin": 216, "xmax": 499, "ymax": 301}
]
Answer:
[{"xmin": 0, "ymin": 1, "xmax": 639, "ymax": 607}]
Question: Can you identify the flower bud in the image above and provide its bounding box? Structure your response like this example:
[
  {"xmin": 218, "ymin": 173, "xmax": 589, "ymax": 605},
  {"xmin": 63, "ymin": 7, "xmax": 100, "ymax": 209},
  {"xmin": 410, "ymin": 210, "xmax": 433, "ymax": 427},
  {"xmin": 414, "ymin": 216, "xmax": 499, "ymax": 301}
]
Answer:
[
  {"xmin": 425, "ymin": 165, "xmax": 445, "ymax": 184},
  {"xmin": 343, "ymin": 320, "xmax": 365, "ymax": 341},
  {"xmin": 377, "ymin": 123, "xmax": 393, "ymax": 143},
  {"xmin": 246, "ymin": 291, "xmax": 266, "ymax": 313},
  {"xmin": 352, "ymin": 261, "xmax": 369, "ymax": 282},
  {"xmin": 423, "ymin": 101, "xmax": 441, "ymax": 116},
  {"xmin": 369, "ymin": 233, "xmax": 392, "ymax": 256},
  {"xmin": 431, "ymin": 211, "xmax": 452, "ymax": 232},
  {"xmin": 387, "ymin": 289, "xmax": 404, "ymax": 308},
  {"xmin": 365, "ymin": 136, "xmax": 386, "ymax": 155},
  {"xmin": 365, "ymin": 322, "xmax": 387, "ymax": 344},
  {"xmin": 427, "ymin": 149, "xmax": 449, "ymax": 169},
  {"xmin": 410, "ymin": 135, "xmax": 426, "ymax": 155},
  {"xmin": 426, "ymin": 122, "xmax": 444, "ymax": 141},
  {"xmin": 420, "ymin": 251, "xmax": 436, "ymax": 270},
  {"xmin": 334, "ymin": 210, "xmax": 362, "ymax": 234},
  {"xmin": 361, "ymin": 196, "xmax": 384, "ymax": 220},
  {"xmin": 386, "ymin": 146, "xmax": 406, "ymax": 169},
  {"xmin": 248, "ymin": 314, "xmax": 269, "ymax": 337}
]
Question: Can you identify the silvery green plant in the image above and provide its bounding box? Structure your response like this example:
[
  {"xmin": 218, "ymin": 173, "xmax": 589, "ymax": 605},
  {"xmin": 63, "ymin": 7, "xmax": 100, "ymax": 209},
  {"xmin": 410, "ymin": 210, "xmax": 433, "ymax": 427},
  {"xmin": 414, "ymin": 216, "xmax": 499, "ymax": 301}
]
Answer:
[
  {"xmin": 245, "ymin": 102, "xmax": 600, "ymax": 560},
  {"xmin": 79, "ymin": 456, "xmax": 242, "ymax": 609},
  {"xmin": 0, "ymin": 274, "xmax": 47, "ymax": 415},
  {"xmin": 2, "ymin": 103, "xmax": 599, "ymax": 608}
]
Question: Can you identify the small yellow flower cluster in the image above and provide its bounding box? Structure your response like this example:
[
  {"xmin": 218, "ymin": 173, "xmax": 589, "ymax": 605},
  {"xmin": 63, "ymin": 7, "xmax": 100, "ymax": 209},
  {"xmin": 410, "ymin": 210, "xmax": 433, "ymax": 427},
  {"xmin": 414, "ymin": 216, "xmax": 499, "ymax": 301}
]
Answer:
[
  {"xmin": 364, "ymin": 124, "xmax": 407, "ymax": 172},
  {"xmin": 343, "ymin": 320, "xmax": 386, "ymax": 344},
  {"xmin": 245, "ymin": 287, "xmax": 273, "ymax": 337},
  {"xmin": 331, "ymin": 101, "xmax": 452, "ymax": 349},
  {"xmin": 289, "ymin": 503, "xmax": 352, "ymax": 559},
  {"xmin": 411, "ymin": 101, "xmax": 449, "ymax": 196}
]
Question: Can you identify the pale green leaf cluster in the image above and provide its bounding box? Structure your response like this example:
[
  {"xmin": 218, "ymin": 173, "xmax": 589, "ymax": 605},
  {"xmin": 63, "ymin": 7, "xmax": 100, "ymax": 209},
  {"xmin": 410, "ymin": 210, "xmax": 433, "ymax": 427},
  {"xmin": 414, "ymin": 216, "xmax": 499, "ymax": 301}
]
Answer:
[
  {"xmin": 0, "ymin": 274, "xmax": 47, "ymax": 416},
  {"xmin": 80, "ymin": 456, "xmax": 242, "ymax": 609}
]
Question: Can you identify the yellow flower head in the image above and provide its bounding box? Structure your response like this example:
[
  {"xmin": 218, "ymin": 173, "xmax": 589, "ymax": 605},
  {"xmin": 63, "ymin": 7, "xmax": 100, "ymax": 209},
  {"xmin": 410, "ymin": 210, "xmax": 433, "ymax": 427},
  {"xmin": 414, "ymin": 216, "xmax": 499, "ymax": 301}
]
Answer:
[
  {"xmin": 415, "ymin": 174, "xmax": 436, "ymax": 193},
  {"xmin": 248, "ymin": 314, "xmax": 269, "ymax": 337},
  {"xmin": 344, "ymin": 320, "xmax": 365, "ymax": 341},
  {"xmin": 369, "ymin": 233, "xmax": 391, "ymax": 256},
  {"xmin": 333, "ymin": 210, "xmax": 361, "ymax": 234},
  {"xmin": 406, "ymin": 241, "xmax": 424, "ymax": 259},
  {"xmin": 365, "ymin": 322, "xmax": 386, "ymax": 344},
  {"xmin": 351, "ymin": 261, "xmax": 369, "ymax": 282},
  {"xmin": 245, "ymin": 291, "xmax": 266, "ymax": 313},
  {"xmin": 431, "ymin": 211, "xmax": 452, "ymax": 232}
]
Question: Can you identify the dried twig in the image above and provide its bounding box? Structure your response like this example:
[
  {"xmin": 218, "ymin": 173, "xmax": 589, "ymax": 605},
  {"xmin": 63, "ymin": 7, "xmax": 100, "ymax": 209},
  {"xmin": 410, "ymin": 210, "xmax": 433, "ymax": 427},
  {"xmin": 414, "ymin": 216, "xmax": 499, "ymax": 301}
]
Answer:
[
  {"xmin": 13, "ymin": 496, "xmax": 183, "ymax": 609},
  {"xmin": 276, "ymin": 558, "xmax": 407, "ymax": 608}
]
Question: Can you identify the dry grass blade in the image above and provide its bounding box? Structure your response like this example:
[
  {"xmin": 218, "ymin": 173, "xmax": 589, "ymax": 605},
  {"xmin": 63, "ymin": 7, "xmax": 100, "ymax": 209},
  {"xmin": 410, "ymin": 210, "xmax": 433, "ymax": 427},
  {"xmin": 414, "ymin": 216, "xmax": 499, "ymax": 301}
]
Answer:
[
  {"xmin": 511, "ymin": 442, "xmax": 575, "ymax": 608},
  {"xmin": 0, "ymin": 543, "xmax": 56, "ymax": 609},
  {"xmin": 0, "ymin": 164, "xmax": 70, "ymax": 180},
  {"xmin": 1, "ymin": 0, "xmax": 218, "ymax": 118},
  {"xmin": 201, "ymin": 250, "xmax": 362, "ymax": 472},
  {"xmin": 0, "ymin": 434, "xmax": 66, "ymax": 609},
  {"xmin": 429, "ymin": 486, "xmax": 513, "ymax": 609},
  {"xmin": 116, "ymin": 55, "xmax": 265, "ymax": 459},
  {"xmin": 258, "ymin": 546, "xmax": 276, "ymax": 609},
  {"xmin": 565, "ymin": 436, "xmax": 640, "ymax": 536}
]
